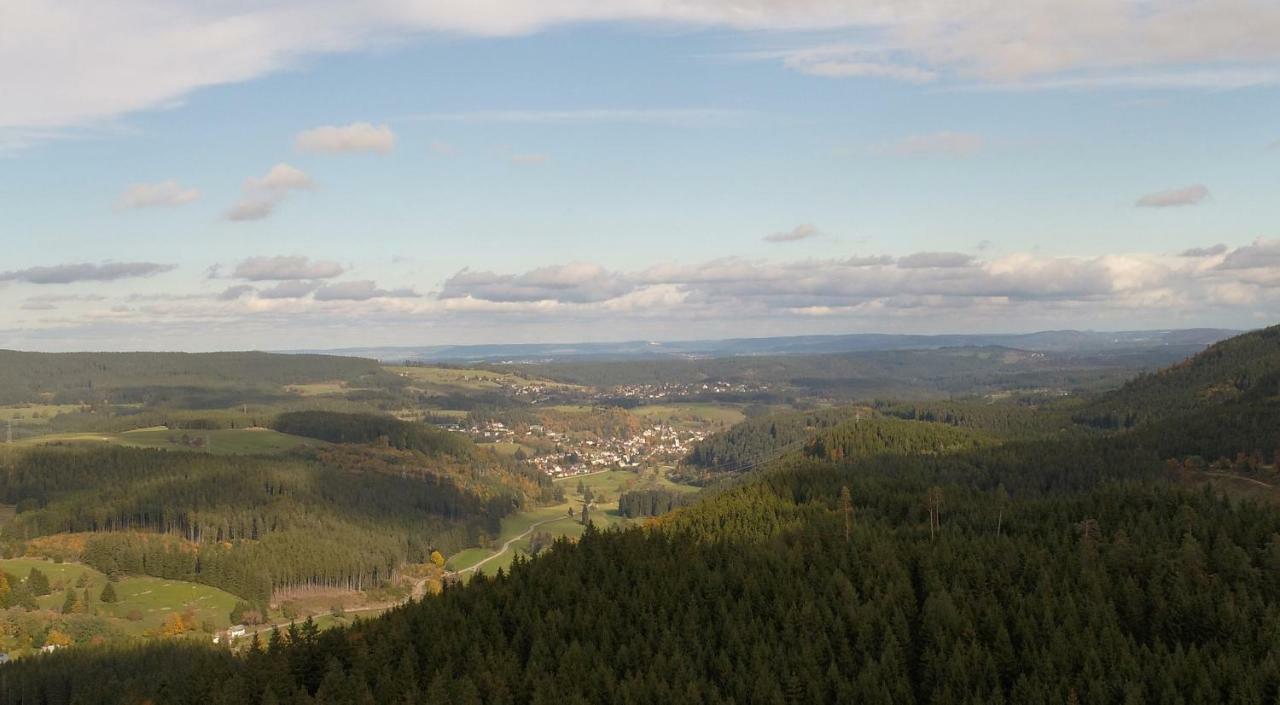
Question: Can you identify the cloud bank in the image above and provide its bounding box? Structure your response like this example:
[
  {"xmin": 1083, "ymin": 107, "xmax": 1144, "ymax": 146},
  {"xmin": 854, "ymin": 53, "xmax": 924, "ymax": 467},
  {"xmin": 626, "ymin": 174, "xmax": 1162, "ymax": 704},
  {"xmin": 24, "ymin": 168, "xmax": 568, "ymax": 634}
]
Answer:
[
  {"xmin": 0, "ymin": 262, "xmax": 175, "ymax": 285},
  {"xmin": 8, "ymin": 0, "xmax": 1280, "ymax": 144},
  {"xmin": 1136, "ymin": 184, "xmax": 1210, "ymax": 208},
  {"xmin": 7, "ymin": 241, "xmax": 1279, "ymax": 350},
  {"xmin": 232, "ymin": 256, "xmax": 345, "ymax": 281}
]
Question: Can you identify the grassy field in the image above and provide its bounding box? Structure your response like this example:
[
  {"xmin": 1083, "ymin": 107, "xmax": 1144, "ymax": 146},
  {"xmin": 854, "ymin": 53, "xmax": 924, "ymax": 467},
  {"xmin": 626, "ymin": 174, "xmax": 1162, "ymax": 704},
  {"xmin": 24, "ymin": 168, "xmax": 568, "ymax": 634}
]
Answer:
[
  {"xmin": 390, "ymin": 365, "xmax": 584, "ymax": 395},
  {"xmin": 630, "ymin": 403, "xmax": 747, "ymax": 429},
  {"xmin": 8, "ymin": 427, "xmax": 321, "ymax": 455},
  {"xmin": 284, "ymin": 381, "xmax": 357, "ymax": 396},
  {"xmin": 0, "ymin": 558, "xmax": 242, "ymax": 636},
  {"xmin": 0, "ymin": 405, "xmax": 82, "ymax": 425},
  {"xmin": 446, "ymin": 468, "xmax": 697, "ymax": 576},
  {"xmin": 477, "ymin": 441, "xmax": 537, "ymax": 457}
]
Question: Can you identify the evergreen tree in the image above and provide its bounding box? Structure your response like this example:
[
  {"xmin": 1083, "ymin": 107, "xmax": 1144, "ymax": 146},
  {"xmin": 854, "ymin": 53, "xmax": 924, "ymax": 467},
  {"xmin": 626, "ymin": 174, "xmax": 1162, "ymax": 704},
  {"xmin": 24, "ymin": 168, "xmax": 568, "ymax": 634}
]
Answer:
[{"xmin": 27, "ymin": 567, "xmax": 51, "ymax": 596}]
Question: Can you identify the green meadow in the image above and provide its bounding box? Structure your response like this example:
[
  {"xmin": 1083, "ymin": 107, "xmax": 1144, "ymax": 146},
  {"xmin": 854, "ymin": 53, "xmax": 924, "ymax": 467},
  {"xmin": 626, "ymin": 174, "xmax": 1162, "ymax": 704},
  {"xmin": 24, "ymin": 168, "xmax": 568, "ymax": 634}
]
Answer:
[{"xmin": 0, "ymin": 558, "xmax": 242, "ymax": 637}]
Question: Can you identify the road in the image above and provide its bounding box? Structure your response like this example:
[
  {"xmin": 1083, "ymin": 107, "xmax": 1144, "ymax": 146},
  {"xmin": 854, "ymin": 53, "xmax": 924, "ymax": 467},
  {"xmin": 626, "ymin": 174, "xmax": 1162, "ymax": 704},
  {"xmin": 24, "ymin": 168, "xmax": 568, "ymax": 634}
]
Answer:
[{"xmin": 448, "ymin": 515, "xmax": 573, "ymax": 577}]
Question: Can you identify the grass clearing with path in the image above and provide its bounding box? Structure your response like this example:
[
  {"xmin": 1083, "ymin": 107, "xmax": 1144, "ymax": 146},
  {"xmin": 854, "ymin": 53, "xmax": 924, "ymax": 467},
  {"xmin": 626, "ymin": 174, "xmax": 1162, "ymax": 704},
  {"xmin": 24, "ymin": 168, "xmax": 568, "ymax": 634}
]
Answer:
[
  {"xmin": 446, "ymin": 468, "xmax": 697, "ymax": 577},
  {"xmin": 9, "ymin": 428, "xmax": 321, "ymax": 455}
]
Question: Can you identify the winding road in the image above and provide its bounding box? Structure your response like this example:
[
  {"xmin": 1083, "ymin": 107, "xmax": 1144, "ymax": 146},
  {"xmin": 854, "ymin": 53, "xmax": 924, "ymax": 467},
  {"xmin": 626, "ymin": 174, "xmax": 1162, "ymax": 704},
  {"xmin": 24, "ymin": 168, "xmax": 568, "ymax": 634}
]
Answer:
[{"xmin": 448, "ymin": 515, "xmax": 572, "ymax": 577}]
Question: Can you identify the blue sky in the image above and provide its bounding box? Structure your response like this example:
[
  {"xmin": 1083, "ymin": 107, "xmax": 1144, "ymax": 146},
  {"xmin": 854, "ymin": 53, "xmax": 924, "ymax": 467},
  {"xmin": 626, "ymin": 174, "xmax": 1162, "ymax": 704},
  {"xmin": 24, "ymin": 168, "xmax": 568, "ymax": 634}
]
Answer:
[{"xmin": 3, "ymin": 2, "xmax": 1280, "ymax": 351}]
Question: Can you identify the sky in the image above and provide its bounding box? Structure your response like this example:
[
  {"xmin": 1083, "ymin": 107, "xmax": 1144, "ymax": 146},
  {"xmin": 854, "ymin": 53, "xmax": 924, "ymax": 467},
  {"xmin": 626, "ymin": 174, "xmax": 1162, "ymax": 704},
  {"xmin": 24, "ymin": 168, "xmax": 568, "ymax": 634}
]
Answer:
[{"xmin": 2, "ymin": 0, "xmax": 1279, "ymax": 352}]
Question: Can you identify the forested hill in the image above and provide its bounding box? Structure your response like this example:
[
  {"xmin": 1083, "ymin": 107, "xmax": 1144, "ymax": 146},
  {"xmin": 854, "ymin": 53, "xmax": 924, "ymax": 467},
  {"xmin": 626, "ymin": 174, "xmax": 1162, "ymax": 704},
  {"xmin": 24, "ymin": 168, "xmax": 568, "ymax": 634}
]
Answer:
[
  {"xmin": 272, "ymin": 411, "xmax": 474, "ymax": 458},
  {"xmin": 1073, "ymin": 323, "xmax": 1280, "ymax": 430},
  {"xmin": 510, "ymin": 345, "xmax": 1196, "ymax": 396},
  {"xmin": 684, "ymin": 407, "xmax": 863, "ymax": 473},
  {"xmin": 684, "ymin": 409, "xmax": 989, "ymax": 479},
  {"xmin": 9, "ymin": 404, "xmax": 1280, "ymax": 703},
  {"xmin": 0, "ymin": 350, "xmax": 393, "ymax": 404},
  {"xmin": 6, "ymin": 326, "xmax": 1280, "ymax": 703}
]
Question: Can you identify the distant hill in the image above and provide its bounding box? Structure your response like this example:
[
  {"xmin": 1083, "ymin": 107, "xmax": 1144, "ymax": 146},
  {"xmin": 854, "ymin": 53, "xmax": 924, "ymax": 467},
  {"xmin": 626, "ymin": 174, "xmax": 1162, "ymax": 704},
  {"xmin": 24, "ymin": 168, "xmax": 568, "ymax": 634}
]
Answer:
[
  {"xmin": 506, "ymin": 345, "xmax": 1207, "ymax": 397},
  {"xmin": 0, "ymin": 350, "xmax": 393, "ymax": 405},
  {"xmin": 286, "ymin": 328, "xmax": 1238, "ymax": 363}
]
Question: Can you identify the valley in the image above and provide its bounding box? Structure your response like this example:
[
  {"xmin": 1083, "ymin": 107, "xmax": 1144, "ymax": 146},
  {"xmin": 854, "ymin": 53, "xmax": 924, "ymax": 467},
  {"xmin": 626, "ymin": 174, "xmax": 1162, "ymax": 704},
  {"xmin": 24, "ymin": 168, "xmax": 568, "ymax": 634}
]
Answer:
[{"xmin": 2, "ymin": 326, "xmax": 1279, "ymax": 703}]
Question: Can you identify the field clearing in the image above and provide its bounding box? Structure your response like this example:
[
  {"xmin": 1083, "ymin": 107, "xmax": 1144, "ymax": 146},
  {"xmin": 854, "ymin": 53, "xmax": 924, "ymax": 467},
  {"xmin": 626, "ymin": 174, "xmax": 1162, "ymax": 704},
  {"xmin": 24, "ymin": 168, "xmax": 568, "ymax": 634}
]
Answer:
[
  {"xmin": 447, "ymin": 469, "xmax": 696, "ymax": 576},
  {"xmin": 478, "ymin": 441, "xmax": 537, "ymax": 457},
  {"xmin": 545, "ymin": 404, "xmax": 595, "ymax": 413},
  {"xmin": 117, "ymin": 427, "xmax": 321, "ymax": 454},
  {"xmin": 391, "ymin": 365, "xmax": 584, "ymax": 394},
  {"xmin": 0, "ymin": 558, "xmax": 241, "ymax": 636},
  {"xmin": 9, "ymin": 428, "xmax": 321, "ymax": 455},
  {"xmin": 284, "ymin": 381, "xmax": 371, "ymax": 397},
  {"xmin": 630, "ymin": 403, "xmax": 746, "ymax": 428},
  {"xmin": 0, "ymin": 405, "xmax": 82, "ymax": 425}
]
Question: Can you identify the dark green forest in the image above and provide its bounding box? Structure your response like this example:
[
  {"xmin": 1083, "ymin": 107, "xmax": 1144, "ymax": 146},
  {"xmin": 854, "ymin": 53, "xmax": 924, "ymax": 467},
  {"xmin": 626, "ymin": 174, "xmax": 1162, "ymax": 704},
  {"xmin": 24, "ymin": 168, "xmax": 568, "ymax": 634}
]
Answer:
[
  {"xmin": 1072, "ymin": 325, "xmax": 1280, "ymax": 430},
  {"xmin": 0, "ymin": 351, "xmax": 396, "ymax": 405},
  {"xmin": 3, "ymin": 325, "xmax": 1279, "ymax": 704},
  {"xmin": 0, "ymin": 441, "xmax": 556, "ymax": 605},
  {"xmin": 272, "ymin": 411, "xmax": 475, "ymax": 458}
]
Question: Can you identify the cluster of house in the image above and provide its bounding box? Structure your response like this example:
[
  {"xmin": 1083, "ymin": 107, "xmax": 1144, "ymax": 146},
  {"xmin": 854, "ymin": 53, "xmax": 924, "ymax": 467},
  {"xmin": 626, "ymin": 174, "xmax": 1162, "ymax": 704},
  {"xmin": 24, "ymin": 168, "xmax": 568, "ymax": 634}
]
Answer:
[
  {"xmin": 599, "ymin": 381, "xmax": 770, "ymax": 401},
  {"xmin": 211, "ymin": 624, "xmax": 248, "ymax": 644},
  {"xmin": 526, "ymin": 424, "xmax": 708, "ymax": 479}
]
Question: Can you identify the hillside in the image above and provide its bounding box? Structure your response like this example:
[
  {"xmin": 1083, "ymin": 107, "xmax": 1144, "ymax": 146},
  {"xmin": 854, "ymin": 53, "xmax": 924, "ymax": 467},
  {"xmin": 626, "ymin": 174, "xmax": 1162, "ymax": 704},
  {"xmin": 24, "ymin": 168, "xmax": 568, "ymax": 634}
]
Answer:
[
  {"xmin": 0, "ymin": 350, "xmax": 396, "ymax": 405},
  {"xmin": 1073, "ymin": 324, "xmax": 1280, "ymax": 429},
  {"xmin": 513, "ymin": 345, "xmax": 1198, "ymax": 397},
  {"xmin": 6, "ymin": 394, "xmax": 1280, "ymax": 702},
  {"xmin": 7, "ymin": 328, "xmax": 1280, "ymax": 702},
  {"xmin": 292, "ymin": 328, "xmax": 1236, "ymax": 363},
  {"xmin": 0, "ymin": 420, "xmax": 559, "ymax": 604}
]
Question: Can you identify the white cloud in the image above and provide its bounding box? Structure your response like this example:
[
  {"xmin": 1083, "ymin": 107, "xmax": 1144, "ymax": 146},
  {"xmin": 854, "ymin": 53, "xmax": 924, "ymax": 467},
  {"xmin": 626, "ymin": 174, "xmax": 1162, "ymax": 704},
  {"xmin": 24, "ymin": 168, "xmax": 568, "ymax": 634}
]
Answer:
[
  {"xmin": 231, "ymin": 255, "xmax": 345, "ymax": 281},
  {"xmin": 295, "ymin": 122, "xmax": 395, "ymax": 154},
  {"xmin": 116, "ymin": 180, "xmax": 200, "ymax": 209},
  {"xmin": 258, "ymin": 280, "xmax": 322, "ymax": 299},
  {"xmin": 218, "ymin": 284, "xmax": 255, "ymax": 301},
  {"xmin": 407, "ymin": 108, "xmax": 744, "ymax": 126},
  {"xmin": 896, "ymin": 252, "xmax": 975, "ymax": 269},
  {"xmin": 876, "ymin": 132, "xmax": 984, "ymax": 158},
  {"xmin": 1135, "ymin": 184, "xmax": 1210, "ymax": 208},
  {"xmin": 764, "ymin": 224, "xmax": 822, "ymax": 243},
  {"xmin": 313, "ymin": 280, "xmax": 419, "ymax": 301},
  {"xmin": 0, "ymin": 261, "xmax": 175, "ymax": 284},
  {"xmin": 771, "ymin": 46, "xmax": 937, "ymax": 83},
  {"xmin": 1218, "ymin": 238, "xmax": 1280, "ymax": 270},
  {"xmin": 441, "ymin": 262, "xmax": 628, "ymax": 303},
  {"xmin": 9, "ymin": 1, "xmax": 1280, "ymax": 146},
  {"xmin": 1179, "ymin": 244, "xmax": 1228, "ymax": 258},
  {"xmin": 226, "ymin": 163, "xmax": 313, "ymax": 222},
  {"xmin": 226, "ymin": 199, "xmax": 276, "ymax": 222},
  {"xmin": 11, "ymin": 242, "xmax": 1279, "ymax": 351},
  {"xmin": 509, "ymin": 153, "xmax": 549, "ymax": 166},
  {"xmin": 246, "ymin": 163, "xmax": 314, "ymax": 191}
]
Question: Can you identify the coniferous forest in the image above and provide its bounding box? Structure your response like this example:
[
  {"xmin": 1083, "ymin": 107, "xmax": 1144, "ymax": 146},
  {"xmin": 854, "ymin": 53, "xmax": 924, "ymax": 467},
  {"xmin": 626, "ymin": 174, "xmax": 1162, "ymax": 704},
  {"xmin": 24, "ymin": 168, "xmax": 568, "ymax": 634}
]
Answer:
[{"xmin": 3, "ymin": 326, "xmax": 1280, "ymax": 703}]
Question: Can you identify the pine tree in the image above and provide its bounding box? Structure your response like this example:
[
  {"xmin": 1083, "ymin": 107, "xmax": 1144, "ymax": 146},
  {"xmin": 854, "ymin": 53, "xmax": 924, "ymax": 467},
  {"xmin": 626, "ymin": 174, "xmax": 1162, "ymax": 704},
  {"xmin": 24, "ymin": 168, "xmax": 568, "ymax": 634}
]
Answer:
[
  {"xmin": 99, "ymin": 581, "xmax": 118, "ymax": 603},
  {"xmin": 27, "ymin": 567, "xmax": 51, "ymax": 596}
]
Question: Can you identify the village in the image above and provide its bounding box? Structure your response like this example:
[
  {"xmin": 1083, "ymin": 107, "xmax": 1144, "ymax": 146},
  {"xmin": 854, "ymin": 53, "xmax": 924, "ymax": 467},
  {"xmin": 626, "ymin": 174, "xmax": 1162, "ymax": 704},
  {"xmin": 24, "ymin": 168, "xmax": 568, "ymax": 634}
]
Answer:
[
  {"xmin": 591, "ymin": 380, "xmax": 774, "ymax": 402},
  {"xmin": 454, "ymin": 419, "xmax": 709, "ymax": 479}
]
